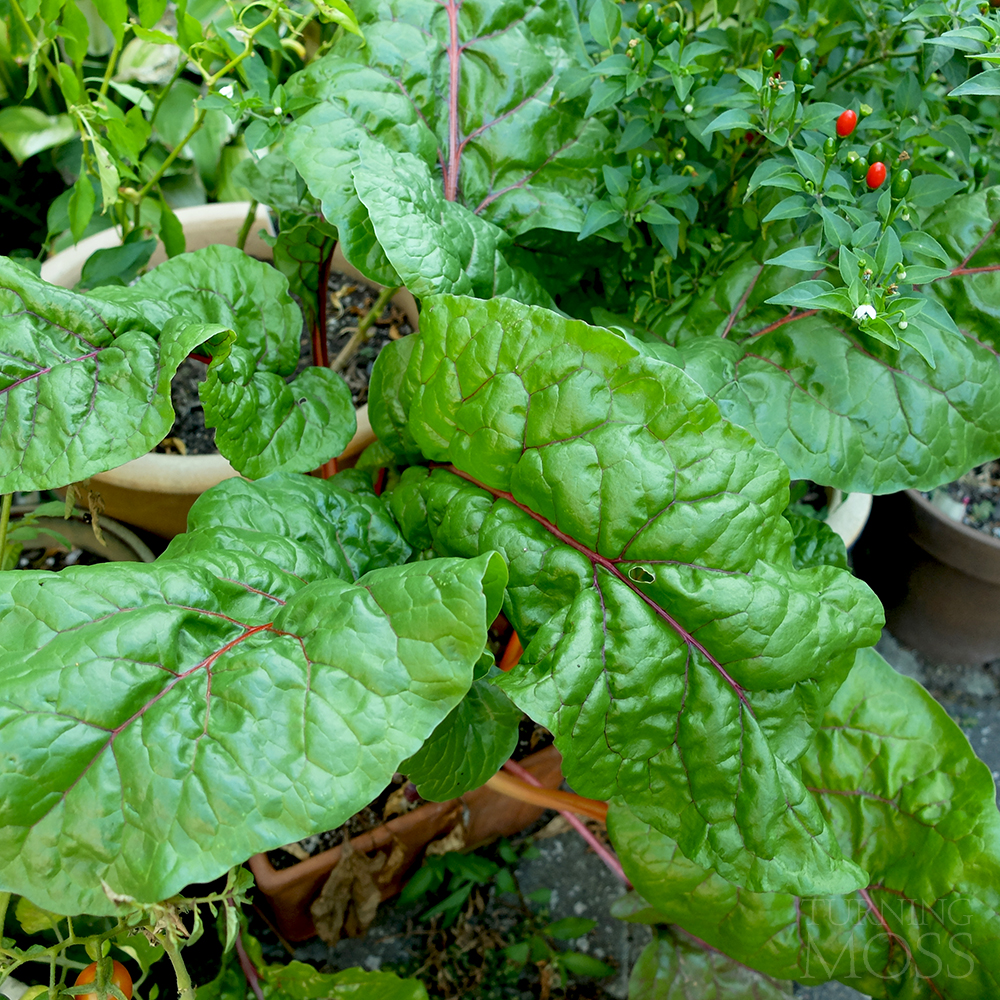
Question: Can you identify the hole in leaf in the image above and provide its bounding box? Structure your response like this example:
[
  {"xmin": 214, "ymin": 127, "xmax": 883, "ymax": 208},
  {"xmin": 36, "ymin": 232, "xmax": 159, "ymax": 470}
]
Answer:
[{"xmin": 627, "ymin": 565, "xmax": 655, "ymax": 584}]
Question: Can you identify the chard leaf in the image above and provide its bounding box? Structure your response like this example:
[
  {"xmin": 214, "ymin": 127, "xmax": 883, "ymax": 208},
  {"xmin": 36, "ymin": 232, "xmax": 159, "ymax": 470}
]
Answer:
[
  {"xmin": 0, "ymin": 258, "xmax": 211, "ymax": 493},
  {"xmin": 380, "ymin": 294, "xmax": 882, "ymax": 896},
  {"xmin": 0, "ymin": 474, "xmax": 506, "ymax": 916},
  {"xmin": 610, "ymin": 648, "xmax": 1000, "ymax": 998},
  {"xmin": 645, "ymin": 249, "xmax": 1000, "ymax": 494},
  {"xmin": 283, "ymin": 0, "xmax": 610, "ymax": 297},
  {"xmin": 352, "ymin": 138, "xmax": 553, "ymax": 306},
  {"xmin": 629, "ymin": 927, "xmax": 792, "ymax": 999},
  {"xmin": 95, "ymin": 245, "xmax": 357, "ymax": 477},
  {"xmin": 401, "ymin": 676, "xmax": 522, "ymax": 801}
]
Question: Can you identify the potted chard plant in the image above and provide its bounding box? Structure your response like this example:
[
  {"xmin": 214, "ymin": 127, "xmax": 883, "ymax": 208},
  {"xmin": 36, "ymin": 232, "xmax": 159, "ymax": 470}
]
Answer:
[{"xmin": 5, "ymin": 1, "xmax": 1000, "ymax": 998}]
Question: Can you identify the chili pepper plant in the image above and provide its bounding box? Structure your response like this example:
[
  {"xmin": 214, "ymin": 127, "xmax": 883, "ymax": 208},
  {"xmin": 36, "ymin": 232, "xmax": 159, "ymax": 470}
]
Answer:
[{"xmin": 3, "ymin": 0, "xmax": 1000, "ymax": 998}]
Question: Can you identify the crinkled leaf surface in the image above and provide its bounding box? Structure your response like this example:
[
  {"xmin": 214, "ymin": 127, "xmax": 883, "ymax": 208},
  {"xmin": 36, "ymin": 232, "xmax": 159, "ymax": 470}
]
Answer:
[
  {"xmin": 0, "ymin": 473, "xmax": 506, "ymax": 915},
  {"xmin": 352, "ymin": 138, "xmax": 553, "ymax": 305},
  {"xmin": 283, "ymin": 0, "xmax": 609, "ymax": 297},
  {"xmin": 926, "ymin": 187, "xmax": 1000, "ymax": 355},
  {"xmin": 379, "ymin": 294, "xmax": 882, "ymax": 896},
  {"xmin": 782, "ymin": 511, "xmax": 848, "ymax": 571},
  {"xmin": 95, "ymin": 245, "xmax": 357, "ymax": 476},
  {"xmin": 401, "ymin": 675, "xmax": 522, "ymax": 801},
  {"xmin": 610, "ymin": 648, "xmax": 1000, "ymax": 998},
  {"xmin": 235, "ymin": 153, "xmax": 338, "ymax": 329},
  {"xmin": 0, "ymin": 257, "xmax": 212, "ymax": 492},
  {"xmin": 628, "ymin": 926, "xmax": 792, "ymax": 1000},
  {"xmin": 629, "ymin": 234, "xmax": 1000, "ymax": 494}
]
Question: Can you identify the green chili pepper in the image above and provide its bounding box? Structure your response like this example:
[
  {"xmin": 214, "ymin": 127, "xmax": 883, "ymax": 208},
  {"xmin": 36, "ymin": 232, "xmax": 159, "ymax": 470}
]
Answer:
[
  {"xmin": 851, "ymin": 157, "xmax": 869, "ymax": 181},
  {"xmin": 632, "ymin": 154, "xmax": 646, "ymax": 180},
  {"xmin": 793, "ymin": 58, "xmax": 812, "ymax": 86},
  {"xmin": 891, "ymin": 168, "xmax": 912, "ymax": 199}
]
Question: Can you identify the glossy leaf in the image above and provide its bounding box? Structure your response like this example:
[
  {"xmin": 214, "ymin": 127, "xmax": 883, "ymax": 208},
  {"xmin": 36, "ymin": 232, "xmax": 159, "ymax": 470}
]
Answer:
[
  {"xmin": 352, "ymin": 138, "xmax": 553, "ymax": 305},
  {"xmin": 94, "ymin": 245, "xmax": 357, "ymax": 476},
  {"xmin": 283, "ymin": 0, "xmax": 610, "ymax": 298},
  {"xmin": 0, "ymin": 107, "xmax": 75, "ymax": 164},
  {"xmin": 628, "ymin": 927, "xmax": 792, "ymax": 999},
  {"xmin": 0, "ymin": 258, "xmax": 212, "ymax": 493},
  {"xmin": 402, "ymin": 676, "xmax": 522, "ymax": 801},
  {"xmin": 639, "ymin": 250, "xmax": 1000, "ymax": 494},
  {"xmin": 0, "ymin": 474, "xmax": 506, "ymax": 915},
  {"xmin": 611, "ymin": 648, "xmax": 1000, "ymax": 997},
  {"xmin": 380, "ymin": 293, "xmax": 882, "ymax": 896}
]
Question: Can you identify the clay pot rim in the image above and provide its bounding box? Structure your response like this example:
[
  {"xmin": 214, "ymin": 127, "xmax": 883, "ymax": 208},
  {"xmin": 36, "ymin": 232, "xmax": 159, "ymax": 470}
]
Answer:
[
  {"xmin": 906, "ymin": 486, "xmax": 1000, "ymax": 554},
  {"xmin": 248, "ymin": 744, "xmax": 563, "ymax": 893},
  {"xmin": 40, "ymin": 201, "xmax": 417, "ymax": 496}
]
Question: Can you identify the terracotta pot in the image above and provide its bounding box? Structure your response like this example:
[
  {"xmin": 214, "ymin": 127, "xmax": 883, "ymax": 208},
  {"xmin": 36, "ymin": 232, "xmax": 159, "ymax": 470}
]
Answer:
[
  {"xmin": 40, "ymin": 202, "xmax": 418, "ymax": 538},
  {"xmin": 248, "ymin": 744, "xmax": 563, "ymax": 942},
  {"xmin": 854, "ymin": 489, "xmax": 1000, "ymax": 664},
  {"xmin": 10, "ymin": 502, "xmax": 155, "ymax": 564}
]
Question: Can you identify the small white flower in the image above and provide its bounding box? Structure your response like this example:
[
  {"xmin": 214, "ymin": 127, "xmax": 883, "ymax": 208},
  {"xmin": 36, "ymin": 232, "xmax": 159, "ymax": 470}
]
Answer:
[
  {"xmin": 274, "ymin": 106, "xmax": 283, "ymax": 116},
  {"xmin": 684, "ymin": 103, "xmax": 694, "ymax": 114},
  {"xmin": 899, "ymin": 319, "xmax": 909, "ymax": 330},
  {"xmin": 853, "ymin": 304, "xmax": 877, "ymax": 322},
  {"xmin": 219, "ymin": 84, "xmax": 235, "ymax": 99},
  {"xmin": 897, "ymin": 270, "xmax": 906, "ymax": 280}
]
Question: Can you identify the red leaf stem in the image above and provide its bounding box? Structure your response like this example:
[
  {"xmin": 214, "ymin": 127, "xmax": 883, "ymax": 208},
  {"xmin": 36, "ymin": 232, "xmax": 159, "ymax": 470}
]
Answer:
[
  {"xmin": 721, "ymin": 265, "xmax": 764, "ymax": 338},
  {"xmin": 748, "ymin": 309, "xmax": 818, "ymax": 338},
  {"xmin": 443, "ymin": 0, "xmax": 462, "ymax": 201},
  {"xmin": 502, "ymin": 758, "xmax": 630, "ymax": 888},
  {"xmin": 443, "ymin": 465, "xmax": 753, "ymax": 712}
]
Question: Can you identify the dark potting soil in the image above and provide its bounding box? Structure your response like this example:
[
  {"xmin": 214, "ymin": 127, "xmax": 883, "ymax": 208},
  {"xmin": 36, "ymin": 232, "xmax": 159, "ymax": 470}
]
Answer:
[
  {"xmin": 156, "ymin": 270, "xmax": 413, "ymax": 456},
  {"xmin": 15, "ymin": 544, "xmax": 107, "ymax": 571},
  {"xmin": 924, "ymin": 460, "xmax": 1000, "ymax": 539}
]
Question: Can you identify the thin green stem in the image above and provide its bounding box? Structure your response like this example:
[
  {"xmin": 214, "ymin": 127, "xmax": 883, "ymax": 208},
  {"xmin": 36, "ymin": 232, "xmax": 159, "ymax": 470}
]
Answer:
[
  {"xmin": 98, "ymin": 38, "xmax": 121, "ymax": 99},
  {"xmin": 8, "ymin": 0, "xmax": 60, "ymax": 81},
  {"xmin": 135, "ymin": 110, "xmax": 206, "ymax": 202},
  {"xmin": 149, "ymin": 60, "xmax": 186, "ymax": 128},
  {"xmin": 331, "ymin": 284, "xmax": 399, "ymax": 372},
  {"xmin": 157, "ymin": 933, "xmax": 196, "ymax": 1000},
  {"xmin": 826, "ymin": 49, "xmax": 910, "ymax": 89},
  {"xmin": 236, "ymin": 200, "xmax": 260, "ymax": 251},
  {"xmin": 0, "ymin": 494, "xmax": 12, "ymax": 567}
]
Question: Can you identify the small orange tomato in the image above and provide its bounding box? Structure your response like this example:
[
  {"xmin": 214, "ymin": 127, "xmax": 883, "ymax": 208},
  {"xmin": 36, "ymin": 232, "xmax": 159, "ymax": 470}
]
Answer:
[{"xmin": 74, "ymin": 960, "xmax": 134, "ymax": 1000}]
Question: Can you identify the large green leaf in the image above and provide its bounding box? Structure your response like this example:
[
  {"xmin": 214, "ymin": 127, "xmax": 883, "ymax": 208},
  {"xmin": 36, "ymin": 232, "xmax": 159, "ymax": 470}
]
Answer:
[
  {"xmin": 352, "ymin": 138, "xmax": 553, "ymax": 305},
  {"xmin": 282, "ymin": 0, "xmax": 609, "ymax": 298},
  {"xmin": 627, "ymin": 250, "xmax": 1000, "ymax": 495},
  {"xmin": 628, "ymin": 927, "xmax": 792, "ymax": 999},
  {"xmin": 0, "ymin": 474, "xmax": 506, "ymax": 915},
  {"xmin": 401, "ymin": 675, "xmax": 522, "ymax": 801},
  {"xmin": 95, "ymin": 245, "xmax": 357, "ymax": 476},
  {"xmin": 0, "ymin": 258, "xmax": 212, "ymax": 493},
  {"xmin": 610, "ymin": 648, "xmax": 1000, "ymax": 998},
  {"xmin": 380, "ymin": 294, "xmax": 883, "ymax": 896}
]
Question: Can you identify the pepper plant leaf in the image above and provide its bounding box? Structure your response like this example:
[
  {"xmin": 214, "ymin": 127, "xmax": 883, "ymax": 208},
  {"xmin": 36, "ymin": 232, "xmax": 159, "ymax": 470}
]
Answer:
[
  {"xmin": 609, "ymin": 648, "xmax": 1000, "ymax": 998},
  {"xmin": 401, "ymin": 675, "xmax": 522, "ymax": 801},
  {"xmin": 628, "ymin": 926, "xmax": 793, "ymax": 1000},
  {"xmin": 0, "ymin": 257, "xmax": 216, "ymax": 493},
  {"xmin": 94, "ymin": 245, "xmax": 357, "ymax": 476},
  {"xmin": 283, "ymin": 0, "xmax": 609, "ymax": 299},
  {"xmin": 627, "ymin": 211, "xmax": 1000, "ymax": 494},
  {"xmin": 0, "ymin": 474, "xmax": 506, "ymax": 916},
  {"xmin": 379, "ymin": 294, "xmax": 882, "ymax": 896}
]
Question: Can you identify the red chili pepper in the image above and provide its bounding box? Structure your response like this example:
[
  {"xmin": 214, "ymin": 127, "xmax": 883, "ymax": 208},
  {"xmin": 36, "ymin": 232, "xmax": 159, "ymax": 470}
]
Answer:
[
  {"xmin": 866, "ymin": 161, "xmax": 887, "ymax": 189},
  {"xmin": 836, "ymin": 109, "xmax": 857, "ymax": 137}
]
